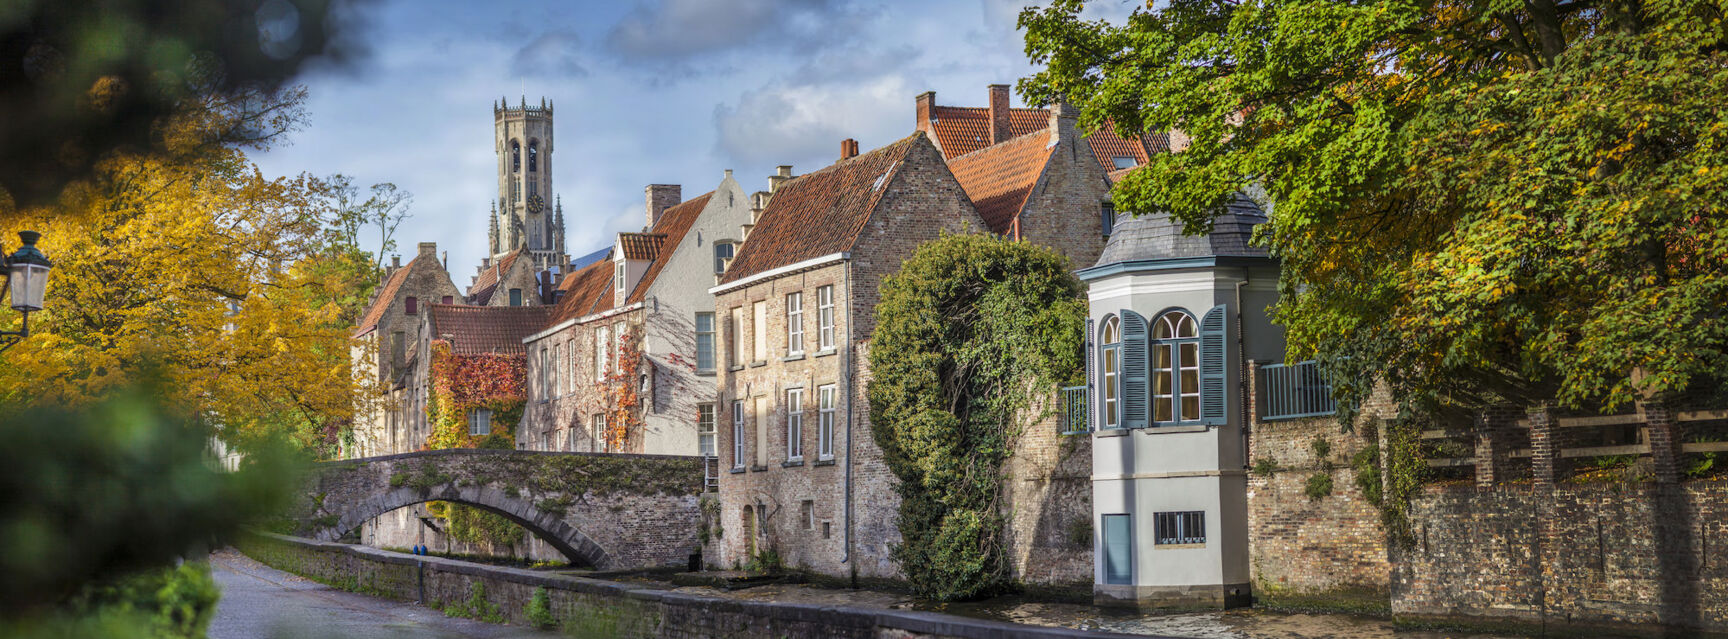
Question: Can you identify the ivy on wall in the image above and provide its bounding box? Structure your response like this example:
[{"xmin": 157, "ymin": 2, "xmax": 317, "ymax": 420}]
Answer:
[
  {"xmin": 584, "ymin": 323, "xmax": 644, "ymax": 452},
  {"xmin": 423, "ymin": 340, "xmax": 527, "ymax": 548},
  {"xmin": 867, "ymin": 233, "xmax": 1086, "ymax": 601}
]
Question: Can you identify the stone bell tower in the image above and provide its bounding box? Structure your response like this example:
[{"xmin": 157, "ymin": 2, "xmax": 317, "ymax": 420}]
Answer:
[{"xmin": 490, "ymin": 96, "xmax": 566, "ymax": 271}]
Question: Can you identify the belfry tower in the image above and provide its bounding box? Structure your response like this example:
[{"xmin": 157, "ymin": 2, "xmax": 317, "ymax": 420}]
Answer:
[{"xmin": 489, "ymin": 96, "xmax": 567, "ymax": 271}]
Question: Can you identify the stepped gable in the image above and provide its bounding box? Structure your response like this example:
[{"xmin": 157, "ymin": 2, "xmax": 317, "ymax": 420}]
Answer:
[
  {"xmin": 1094, "ymin": 193, "xmax": 1270, "ymax": 267},
  {"xmin": 353, "ymin": 256, "xmax": 422, "ymax": 338},
  {"xmin": 425, "ymin": 304, "xmax": 551, "ymax": 355},
  {"xmin": 945, "ymin": 128, "xmax": 1055, "ymax": 233},
  {"xmin": 468, "ymin": 247, "xmax": 526, "ymax": 303},
  {"xmin": 719, "ymin": 134, "xmax": 922, "ymax": 285},
  {"xmin": 625, "ymin": 191, "xmax": 712, "ymax": 304}
]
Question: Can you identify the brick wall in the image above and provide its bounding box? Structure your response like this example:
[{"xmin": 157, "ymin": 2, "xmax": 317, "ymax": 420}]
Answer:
[
  {"xmin": 1002, "ymin": 402, "xmax": 1094, "ymax": 590},
  {"xmin": 1014, "ymin": 110, "xmax": 1108, "ymax": 270},
  {"xmin": 238, "ymin": 531, "xmax": 1144, "ymax": 639}
]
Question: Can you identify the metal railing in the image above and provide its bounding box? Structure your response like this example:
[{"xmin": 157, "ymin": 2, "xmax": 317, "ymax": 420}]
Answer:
[
  {"xmin": 1060, "ymin": 385, "xmax": 1090, "ymax": 435},
  {"xmin": 1259, "ymin": 361, "xmax": 1337, "ymax": 420}
]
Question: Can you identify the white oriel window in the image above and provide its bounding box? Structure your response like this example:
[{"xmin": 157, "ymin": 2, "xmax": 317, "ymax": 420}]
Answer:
[
  {"xmin": 468, "ymin": 408, "xmax": 491, "ymax": 436},
  {"xmin": 785, "ymin": 388, "xmax": 804, "ymax": 461},
  {"xmin": 1100, "ymin": 316, "xmax": 1121, "ymax": 428},
  {"xmin": 731, "ymin": 400, "xmax": 745, "ymax": 469},
  {"xmin": 751, "ymin": 301, "xmax": 767, "ymax": 363},
  {"xmin": 786, "ymin": 292, "xmax": 804, "ymax": 355},
  {"xmin": 818, "ymin": 385, "xmax": 836, "ymax": 460},
  {"xmin": 1152, "ymin": 311, "xmax": 1201, "ymax": 423},
  {"xmin": 595, "ymin": 324, "xmax": 610, "ymax": 381},
  {"xmin": 817, "ymin": 285, "xmax": 834, "ymax": 350},
  {"xmin": 697, "ymin": 403, "xmax": 716, "ymax": 457}
]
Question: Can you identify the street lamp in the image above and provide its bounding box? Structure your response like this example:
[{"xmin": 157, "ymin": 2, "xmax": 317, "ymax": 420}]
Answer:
[{"xmin": 1, "ymin": 230, "xmax": 53, "ymax": 352}]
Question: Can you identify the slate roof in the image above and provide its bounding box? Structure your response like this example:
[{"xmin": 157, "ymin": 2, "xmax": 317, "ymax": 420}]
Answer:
[
  {"xmin": 626, "ymin": 191, "xmax": 712, "ymax": 304},
  {"xmin": 926, "ymin": 105, "xmax": 1161, "ymax": 172},
  {"xmin": 546, "ymin": 256, "xmax": 616, "ymax": 326},
  {"xmin": 618, "ymin": 233, "xmax": 666, "ymax": 261},
  {"xmin": 353, "ymin": 256, "xmax": 424, "ymax": 338},
  {"xmin": 1094, "ymin": 193, "xmax": 1271, "ymax": 267},
  {"xmin": 425, "ymin": 304, "xmax": 552, "ymax": 356},
  {"xmin": 719, "ymin": 134, "xmax": 922, "ymax": 285},
  {"xmin": 568, "ymin": 247, "xmax": 610, "ymax": 271},
  {"xmin": 945, "ymin": 128, "xmax": 1054, "ymax": 234}
]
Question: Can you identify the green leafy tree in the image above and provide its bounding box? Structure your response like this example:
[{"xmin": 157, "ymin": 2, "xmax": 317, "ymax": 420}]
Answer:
[
  {"xmin": 1020, "ymin": 0, "xmax": 1728, "ymax": 422},
  {"xmin": 868, "ymin": 233, "xmax": 1085, "ymax": 600}
]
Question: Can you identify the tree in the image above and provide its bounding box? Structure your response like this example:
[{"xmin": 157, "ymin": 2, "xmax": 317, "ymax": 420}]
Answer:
[
  {"xmin": 867, "ymin": 233, "xmax": 1085, "ymax": 600},
  {"xmin": 1020, "ymin": 1, "xmax": 1728, "ymax": 421},
  {"xmin": 324, "ymin": 174, "xmax": 414, "ymax": 275}
]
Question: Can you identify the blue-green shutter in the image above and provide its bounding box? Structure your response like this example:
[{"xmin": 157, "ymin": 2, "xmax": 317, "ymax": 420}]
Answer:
[
  {"xmin": 1200, "ymin": 304, "xmax": 1229, "ymax": 425},
  {"xmin": 1084, "ymin": 317, "xmax": 1096, "ymax": 431},
  {"xmin": 1120, "ymin": 310, "xmax": 1149, "ymax": 429}
]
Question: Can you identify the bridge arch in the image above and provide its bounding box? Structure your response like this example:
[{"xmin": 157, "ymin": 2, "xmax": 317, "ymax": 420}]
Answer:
[{"xmin": 321, "ymin": 482, "xmax": 610, "ymax": 568}]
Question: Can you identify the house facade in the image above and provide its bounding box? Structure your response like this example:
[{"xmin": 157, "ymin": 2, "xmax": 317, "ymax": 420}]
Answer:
[
  {"xmin": 1073, "ymin": 195, "xmax": 1279, "ymax": 608},
  {"xmin": 348, "ymin": 241, "xmax": 462, "ymax": 459}
]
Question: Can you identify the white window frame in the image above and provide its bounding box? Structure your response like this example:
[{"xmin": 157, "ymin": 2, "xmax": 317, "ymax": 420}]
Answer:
[
  {"xmin": 785, "ymin": 388, "xmax": 804, "ymax": 461},
  {"xmin": 1152, "ymin": 311, "xmax": 1200, "ymax": 424},
  {"xmin": 1100, "ymin": 316, "xmax": 1121, "ymax": 429},
  {"xmin": 817, "ymin": 384, "xmax": 836, "ymax": 460},
  {"xmin": 731, "ymin": 400, "xmax": 745, "ymax": 469},
  {"xmin": 468, "ymin": 408, "xmax": 491, "ymax": 436},
  {"xmin": 595, "ymin": 324, "xmax": 610, "ymax": 381},
  {"xmin": 786, "ymin": 292, "xmax": 804, "ymax": 356},
  {"xmin": 592, "ymin": 413, "xmax": 609, "ymax": 453},
  {"xmin": 728, "ymin": 306, "xmax": 744, "ymax": 368},
  {"xmin": 817, "ymin": 285, "xmax": 834, "ymax": 350},
  {"xmin": 695, "ymin": 312, "xmax": 715, "ymax": 373},
  {"xmin": 697, "ymin": 403, "xmax": 716, "ymax": 457}
]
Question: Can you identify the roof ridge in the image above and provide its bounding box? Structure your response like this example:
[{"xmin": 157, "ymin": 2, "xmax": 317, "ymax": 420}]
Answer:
[{"xmin": 946, "ymin": 126, "xmax": 1052, "ymax": 162}]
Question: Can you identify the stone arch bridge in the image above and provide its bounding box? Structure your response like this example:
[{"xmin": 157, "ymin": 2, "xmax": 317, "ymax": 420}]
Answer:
[{"xmin": 292, "ymin": 449, "xmax": 705, "ymax": 570}]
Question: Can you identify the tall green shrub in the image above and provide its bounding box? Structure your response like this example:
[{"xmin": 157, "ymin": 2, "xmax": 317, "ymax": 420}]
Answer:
[{"xmin": 868, "ymin": 233, "xmax": 1085, "ymax": 600}]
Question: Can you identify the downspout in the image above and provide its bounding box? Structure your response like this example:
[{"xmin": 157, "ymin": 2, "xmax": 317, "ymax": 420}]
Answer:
[
  {"xmin": 842, "ymin": 261, "xmax": 855, "ymax": 575},
  {"xmin": 1236, "ymin": 272, "xmax": 1250, "ymax": 469}
]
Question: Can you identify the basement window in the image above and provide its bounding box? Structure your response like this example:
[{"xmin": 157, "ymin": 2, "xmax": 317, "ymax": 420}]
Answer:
[{"xmin": 1153, "ymin": 511, "xmax": 1205, "ymax": 545}]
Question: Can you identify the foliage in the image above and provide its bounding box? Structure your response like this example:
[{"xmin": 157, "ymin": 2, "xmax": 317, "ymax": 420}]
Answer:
[
  {"xmin": 0, "ymin": 383, "xmax": 296, "ymax": 616},
  {"xmin": 1065, "ymin": 516, "xmax": 1093, "ymax": 550},
  {"xmin": 745, "ymin": 548, "xmax": 784, "ymax": 574},
  {"xmin": 588, "ymin": 323, "xmax": 646, "ymax": 452},
  {"xmin": 1252, "ymin": 458, "xmax": 1283, "ymax": 477},
  {"xmin": 3, "ymin": 561, "xmax": 220, "ymax": 639},
  {"xmin": 868, "ymin": 233, "xmax": 1086, "ymax": 600},
  {"xmin": 1352, "ymin": 445, "xmax": 1383, "ymax": 507},
  {"xmin": 1310, "ymin": 436, "xmax": 1331, "ymax": 461},
  {"xmin": 1304, "ymin": 472, "xmax": 1335, "ymax": 500},
  {"xmin": 421, "ymin": 341, "xmax": 529, "ymax": 550},
  {"xmin": 1378, "ymin": 421, "xmax": 1427, "ymax": 546},
  {"xmin": 525, "ymin": 586, "xmax": 557, "ymax": 630},
  {"xmin": 443, "ymin": 581, "xmax": 504, "ymax": 624}
]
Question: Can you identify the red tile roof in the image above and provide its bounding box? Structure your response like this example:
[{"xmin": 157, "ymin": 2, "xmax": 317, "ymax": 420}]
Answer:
[
  {"xmin": 426, "ymin": 304, "xmax": 552, "ymax": 355},
  {"xmin": 546, "ymin": 256, "xmax": 616, "ymax": 326},
  {"xmin": 945, "ymin": 129, "xmax": 1055, "ymax": 234},
  {"xmin": 353, "ymin": 256, "xmax": 424, "ymax": 338},
  {"xmin": 626, "ymin": 191, "xmax": 712, "ymax": 304},
  {"xmin": 468, "ymin": 247, "xmax": 526, "ymax": 301},
  {"xmin": 925, "ymin": 105, "xmax": 1160, "ymax": 172},
  {"xmin": 719, "ymin": 134, "xmax": 923, "ymax": 285},
  {"xmin": 617, "ymin": 233, "xmax": 666, "ymax": 261}
]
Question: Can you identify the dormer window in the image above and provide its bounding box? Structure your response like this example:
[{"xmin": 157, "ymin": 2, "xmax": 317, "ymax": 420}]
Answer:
[
  {"xmin": 528, "ymin": 140, "xmax": 539, "ymax": 173},
  {"xmin": 1112, "ymin": 156, "xmax": 1137, "ymax": 170},
  {"xmin": 615, "ymin": 261, "xmax": 626, "ymax": 295},
  {"xmin": 511, "ymin": 140, "xmax": 522, "ymax": 172}
]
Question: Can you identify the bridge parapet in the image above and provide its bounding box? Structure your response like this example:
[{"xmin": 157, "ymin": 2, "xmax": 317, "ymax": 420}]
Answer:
[{"xmin": 293, "ymin": 449, "xmax": 704, "ymax": 570}]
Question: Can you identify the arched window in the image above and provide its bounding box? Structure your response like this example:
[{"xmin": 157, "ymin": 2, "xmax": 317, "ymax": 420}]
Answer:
[
  {"xmin": 511, "ymin": 140, "xmax": 521, "ymax": 173},
  {"xmin": 1152, "ymin": 310, "xmax": 1200, "ymax": 423},
  {"xmin": 528, "ymin": 140, "xmax": 539, "ymax": 172},
  {"xmin": 1099, "ymin": 315, "xmax": 1121, "ymax": 429}
]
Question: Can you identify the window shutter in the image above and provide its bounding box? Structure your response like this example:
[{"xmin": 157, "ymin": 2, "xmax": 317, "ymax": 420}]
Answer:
[
  {"xmin": 1083, "ymin": 317, "xmax": 1096, "ymax": 431},
  {"xmin": 1120, "ymin": 310, "xmax": 1149, "ymax": 429},
  {"xmin": 1200, "ymin": 304, "xmax": 1229, "ymax": 425}
]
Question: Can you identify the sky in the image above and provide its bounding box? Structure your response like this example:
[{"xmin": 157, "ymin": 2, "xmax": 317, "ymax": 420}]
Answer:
[{"xmin": 254, "ymin": 0, "xmax": 1136, "ymax": 288}]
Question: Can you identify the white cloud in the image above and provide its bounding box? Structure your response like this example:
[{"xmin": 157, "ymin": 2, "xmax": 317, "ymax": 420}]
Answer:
[
  {"xmin": 714, "ymin": 72, "xmax": 914, "ymax": 169},
  {"xmin": 512, "ymin": 30, "xmax": 588, "ymax": 77},
  {"xmin": 606, "ymin": 0, "xmax": 871, "ymax": 64}
]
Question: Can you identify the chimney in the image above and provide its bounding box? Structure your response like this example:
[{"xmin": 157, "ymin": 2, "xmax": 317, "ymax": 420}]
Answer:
[
  {"xmin": 915, "ymin": 91, "xmax": 936, "ymax": 135},
  {"xmin": 391, "ymin": 255, "xmax": 401, "ymax": 268},
  {"xmin": 645, "ymin": 184, "xmax": 682, "ymax": 230},
  {"xmin": 841, "ymin": 138, "xmax": 859, "ymax": 160},
  {"xmin": 1048, "ymin": 100, "xmax": 1078, "ymax": 147},
  {"xmin": 989, "ymin": 84, "xmax": 1011, "ymax": 144},
  {"xmin": 767, "ymin": 165, "xmax": 794, "ymax": 194}
]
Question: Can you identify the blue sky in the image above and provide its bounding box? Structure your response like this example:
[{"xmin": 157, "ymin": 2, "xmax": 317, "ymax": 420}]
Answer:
[{"xmin": 254, "ymin": 0, "xmax": 1134, "ymax": 286}]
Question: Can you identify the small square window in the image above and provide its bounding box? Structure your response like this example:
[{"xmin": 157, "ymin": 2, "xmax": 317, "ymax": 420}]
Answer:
[
  {"xmin": 468, "ymin": 408, "xmax": 492, "ymax": 436},
  {"xmin": 405, "ymin": 296, "xmax": 418, "ymax": 315},
  {"xmin": 1112, "ymin": 156, "xmax": 1137, "ymax": 170}
]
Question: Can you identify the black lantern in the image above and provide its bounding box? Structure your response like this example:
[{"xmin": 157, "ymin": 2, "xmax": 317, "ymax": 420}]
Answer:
[{"xmin": 1, "ymin": 230, "xmax": 52, "ymax": 351}]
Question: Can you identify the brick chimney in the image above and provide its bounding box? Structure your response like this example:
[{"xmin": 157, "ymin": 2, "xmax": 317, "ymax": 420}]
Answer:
[
  {"xmin": 989, "ymin": 84, "xmax": 1011, "ymax": 144},
  {"xmin": 1048, "ymin": 100, "xmax": 1078, "ymax": 148},
  {"xmin": 841, "ymin": 138, "xmax": 859, "ymax": 160},
  {"xmin": 418, "ymin": 242, "xmax": 437, "ymax": 258},
  {"xmin": 915, "ymin": 91, "xmax": 936, "ymax": 136},
  {"xmin": 645, "ymin": 184, "xmax": 682, "ymax": 230}
]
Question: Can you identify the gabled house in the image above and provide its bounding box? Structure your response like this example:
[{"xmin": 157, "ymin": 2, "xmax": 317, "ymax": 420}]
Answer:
[
  {"xmin": 710, "ymin": 132, "xmax": 989, "ymax": 580},
  {"xmin": 348, "ymin": 242, "xmax": 461, "ymax": 459}
]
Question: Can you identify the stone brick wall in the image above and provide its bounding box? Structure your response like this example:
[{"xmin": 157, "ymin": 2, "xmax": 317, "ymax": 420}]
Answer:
[
  {"xmin": 520, "ymin": 308, "xmax": 649, "ymax": 454},
  {"xmin": 1397, "ymin": 483, "xmax": 1728, "ymax": 634},
  {"xmin": 1002, "ymin": 403, "xmax": 1094, "ymax": 590},
  {"xmin": 238, "ymin": 531, "xmax": 1143, "ymax": 639},
  {"xmin": 1014, "ymin": 108, "xmax": 1109, "ymax": 270}
]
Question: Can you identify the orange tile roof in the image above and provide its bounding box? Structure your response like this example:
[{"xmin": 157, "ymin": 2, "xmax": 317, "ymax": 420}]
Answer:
[
  {"xmin": 545, "ymin": 256, "xmax": 616, "ymax": 326},
  {"xmin": 626, "ymin": 191, "xmax": 713, "ymax": 304},
  {"xmin": 353, "ymin": 256, "xmax": 424, "ymax": 338},
  {"xmin": 468, "ymin": 247, "xmax": 526, "ymax": 300},
  {"xmin": 945, "ymin": 129, "xmax": 1055, "ymax": 234},
  {"xmin": 617, "ymin": 233, "xmax": 666, "ymax": 261},
  {"xmin": 426, "ymin": 304, "xmax": 552, "ymax": 355},
  {"xmin": 925, "ymin": 105, "xmax": 1160, "ymax": 172},
  {"xmin": 719, "ymin": 134, "xmax": 923, "ymax": 285}
]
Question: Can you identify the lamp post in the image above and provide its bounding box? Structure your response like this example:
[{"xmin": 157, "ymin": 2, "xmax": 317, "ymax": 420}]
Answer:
[{"xmin": 1, "ymin": 230, "xmax": 53, "ymax": 352}]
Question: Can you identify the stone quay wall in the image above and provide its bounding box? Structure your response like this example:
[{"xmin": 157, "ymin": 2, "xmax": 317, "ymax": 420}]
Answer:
[{"xmin": 236, "ymin": 531, "xmax": 1149, "ymax": 639}]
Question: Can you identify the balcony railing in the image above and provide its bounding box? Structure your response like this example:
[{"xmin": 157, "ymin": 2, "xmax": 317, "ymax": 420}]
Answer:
[
  {"xmin": 1259, "ymin": 361, "xmax": 1337, "ymax": 421},
  {"xmin": 1060, "ymin": 385, "xmax": 1090, "ymax": 435}
]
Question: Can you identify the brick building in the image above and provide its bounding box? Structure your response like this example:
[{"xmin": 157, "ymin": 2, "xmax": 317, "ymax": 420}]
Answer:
[{"xmin": 348, "ymin": 241, "xmax": 462, "ymax": 459}]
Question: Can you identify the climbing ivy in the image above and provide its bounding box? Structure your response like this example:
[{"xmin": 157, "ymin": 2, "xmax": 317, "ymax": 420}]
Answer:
[
  {"xmin": 423, "ymin": 340, "xmax": 527, "ymax": 550},
  {"xmin": 868, "ymin": 233, "xmax": 1085, "ymax": 601}
]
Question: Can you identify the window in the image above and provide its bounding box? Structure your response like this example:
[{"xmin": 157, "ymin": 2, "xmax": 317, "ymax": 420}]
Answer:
[
  {"xmin": 1154, "ymin": 511, "xmax": 1206, "ymax": 545},
  {"xmin": 1101, "ymin": 202, "xmax": 1116, "ymax": 238},
  {"xmin": 731, "ymin": 400, "xmax": 745, "ymax": 469},
  {"xmin": 695, "ymin": 312, "xmax": 715, "ymax": 372},
  {"xmin": 1112, "ymin": 156, "xmax": 1136, "ymax": 170},
  {"xmin": 801, "ymin": 500, "xmax": 814, "ymax": 530},
  {"xmin": 816, "ymin": 285, "xmax": 835, "ymax": 350},
  {"xmin": 818, "ymin": 385, "xmax": 836, "ymax": 460},
  {"xmin": 511, "ymin": 140, "xmax": 521, "ymax": 172},
  {"xmin": 751, "ymin": 301, "xmax": 767, "ymax": 363},
  {"xmin": 538, "ymin": 347, "xmax": 550, "ymax": 402},
  {"xmin": 786, "ymin": 389, "xmax": 804, "ymax": 461},
  {"xmin": 614, "ymin": 321, "xmax": 626, "ymax": 369},
  {"xmin": 595, "ymin": 324, "xmax": 610, "ymax": 381},
  {"xmin": 468, "ymin": 408, "xmax": 492, "ymax": 436},
  {"xmin": 1100, "ymin": 316, "xmax": 1121, "ymax": 428},
  {"xmin": 753, "ymin": 397, "xmax": 768, "ymax": 467},
  {"xmin": 786, "ymin": 292, "xmax": 804, "ymax": 355},
  {"xmin": 1102, "ymin": 514, "xmax": 1132, "ymax": 585},
  {"xmin": 728, "ymin": 307, "xmax": 744, "ymax": 368},
  {"xmin": 1152, "ymin": 311, "xmax": 1200, "ymax": 423},
  {"xmin": 442, "ymin": 295, "xmax": 453, "ymax": 305},
  {"xmin": 592, "ymin": 413, "xmax": 608, "ymax": 452},
  {"xmin": 509, "ymin": 288, "xmax": 523, "ymax": 306},
  {"xmin": 714, "ymin": 242, "xmax": 735, "ymax": 274},
  {"xmin": 615, "ymin": 261, "xmax": 626, "ymax": 297},
  {"xmin": 528, "ymin": 180, "xmax": 537, "ymax": 198},
  {"xmin": 550, "ymin": 343, "xmax": 561, "ymax": 397},
  {"xmin": 698, "ymin": 403, "xmax": 716, "ymax": 457},
  {"xmin": 528, "ymin": 140, "xmax": 538, "ymax": 172},
  {"xmin": 405, "ymin": 296, "xmax": 418, "ymax": 315}
]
